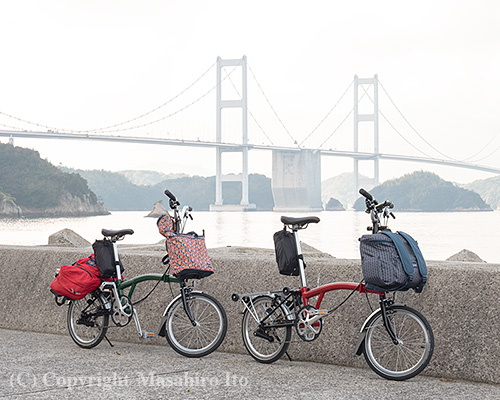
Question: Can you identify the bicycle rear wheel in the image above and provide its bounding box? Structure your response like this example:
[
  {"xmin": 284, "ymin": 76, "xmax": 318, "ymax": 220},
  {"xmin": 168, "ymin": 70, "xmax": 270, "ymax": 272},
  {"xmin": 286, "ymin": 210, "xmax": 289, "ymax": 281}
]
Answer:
[
  {"xmin": 67, "ymin": 291, "xmax": 109, "ymax": 349},
  {"xmin": 362, "ymin": 305, "xmax": 434, "ymax": 380},
  {"xmin": 164, "ymin": 292, "xmax": 227, "ymax": 358},
  {"xmin": 241, "ymin": 295, "xmax": 292, "ymax": 363}
]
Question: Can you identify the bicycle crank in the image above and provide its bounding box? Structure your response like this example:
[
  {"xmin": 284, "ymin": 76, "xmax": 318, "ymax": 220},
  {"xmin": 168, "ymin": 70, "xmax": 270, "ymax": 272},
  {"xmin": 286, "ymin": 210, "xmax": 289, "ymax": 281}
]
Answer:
[
  {"xmin": 295, "ymin": 305, "xmax": 324, "ymax": 342},
  {"xmin": 111, "ymin": 295, "xmax": 133, "ymax": 327}
]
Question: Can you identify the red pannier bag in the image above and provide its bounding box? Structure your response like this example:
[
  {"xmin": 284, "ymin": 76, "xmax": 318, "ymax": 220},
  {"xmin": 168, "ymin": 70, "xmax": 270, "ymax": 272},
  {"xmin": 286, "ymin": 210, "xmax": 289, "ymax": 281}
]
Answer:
[
  {"xmin": 157, "ymin": 214, "xmax": 214, "ymax": 279},
  {"xmin": 50, "ymin": 254, "xmax": 102, "ymax": 300}
]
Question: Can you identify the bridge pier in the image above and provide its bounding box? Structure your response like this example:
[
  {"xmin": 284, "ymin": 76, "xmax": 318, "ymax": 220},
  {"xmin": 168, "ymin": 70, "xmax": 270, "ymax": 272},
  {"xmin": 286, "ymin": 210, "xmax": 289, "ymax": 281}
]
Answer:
[
  {"xmin": 353, "ymin": 74, "xmax": 380, "ymax": 194},
  {"xmin": 210, "ymin": 56, "xmax": 256, "ymax": 212},
  {"xmin": 271, "ymin": 149, "xmax": 322, "ymax": 212}
]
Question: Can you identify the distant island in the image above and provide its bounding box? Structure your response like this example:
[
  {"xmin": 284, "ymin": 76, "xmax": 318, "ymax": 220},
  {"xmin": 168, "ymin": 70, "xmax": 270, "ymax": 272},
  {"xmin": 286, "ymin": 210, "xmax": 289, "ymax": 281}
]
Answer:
[
  {"xmin": 0, "ymin": 143, "xmax": 108, "ymax": 218},
  {"xmin": 63, "ymin": 168, "xmax": 276, "ymax": 211},
  {"xmin": 325, "ymin": 197, "xmax": 345, "ymax": 211},
  {"xmin": 464, "ymin": 175, "xmax": 500, "ymax": 210},
  {"xmin": 352, "ymin": 171, "xmax": 492, "ymax": 212},
  {"xmin": 68, "ymin": 168, "xmax": 493, "ymax": 213},
  {"xmin": 1, "ymin": 143, "xmax": 494, "ymax": 216}
]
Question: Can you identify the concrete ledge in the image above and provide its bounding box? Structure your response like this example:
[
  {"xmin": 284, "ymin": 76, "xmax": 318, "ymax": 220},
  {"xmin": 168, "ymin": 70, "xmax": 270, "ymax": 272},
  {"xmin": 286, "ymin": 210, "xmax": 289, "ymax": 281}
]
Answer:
[{"xmin": 0, "ymin": 244, "xmax": 499, "ymax": 384}]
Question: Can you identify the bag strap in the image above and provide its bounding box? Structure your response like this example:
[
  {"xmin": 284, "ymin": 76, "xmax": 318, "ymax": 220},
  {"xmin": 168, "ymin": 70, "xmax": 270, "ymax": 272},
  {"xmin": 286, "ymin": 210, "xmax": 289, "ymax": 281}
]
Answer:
[
  {"xmin": 379, "ymin": 230, "xmax": 415, "ymax": 280},
  {"xmin": 397, "ymin": 231, "xmax": 428, "ymax": 281}
]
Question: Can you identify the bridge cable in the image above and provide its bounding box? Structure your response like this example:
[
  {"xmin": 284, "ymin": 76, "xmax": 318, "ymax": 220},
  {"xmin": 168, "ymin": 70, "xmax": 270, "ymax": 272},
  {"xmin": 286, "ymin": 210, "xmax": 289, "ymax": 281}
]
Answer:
[
  {"xmin": 0, "ymin": 110, "xmax": 61, "ymax": 133},
  {"xmin": 89, "ymin": 61, "xmax": 216, "ymax": 132},
  {"xmin": 317, "ymin": 89, "xmax": 369, "ymax": 149},
  {"xmin": 318, "ymin": 109, "xmax": 354, "ymax": 149},
  {"xmin": 223, "ymin": 69, "xmax": 274, "ymax": 145},
  {"xmin": 468, "ymin": 140, "xmax": 500, "ymax": 163},
  {"xmin": 359, "ymin": 86, "xmax": 434, "ymax": 158},
  {"xmin": 93, "ymin": 64, "xmax": 243, "ymax": 134},
  {"xmin": 299, "ymin": 80, "xmax": 354, "ymax": 147},
  {"xmin": 380, "ymin": 80, "xmax": 500, "ymax": 164},
  {"xmin": 0, "ymin": 122, "xmax": 24, "ymax": 130},
  {"xmin": 378, "ymin": 80, "xmax": 457, "ymax": 160},
  {"xmin": 461, "ymin": 130, "xmax": 500, "ymax": 162},
  {"xmin": 0, "ymin": 62, "xmax": 217, "ymax": 135},
  {"xmin": 247, "ymin": 64, "xmax": 298, "ymax": 146}
]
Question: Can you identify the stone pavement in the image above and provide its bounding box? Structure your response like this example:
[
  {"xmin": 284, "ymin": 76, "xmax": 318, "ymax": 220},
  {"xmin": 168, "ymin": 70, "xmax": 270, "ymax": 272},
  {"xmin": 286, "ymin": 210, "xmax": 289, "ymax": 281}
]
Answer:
[{"xmin": 1, "ymin": 329, "xmax": 499, "ymax": 399}]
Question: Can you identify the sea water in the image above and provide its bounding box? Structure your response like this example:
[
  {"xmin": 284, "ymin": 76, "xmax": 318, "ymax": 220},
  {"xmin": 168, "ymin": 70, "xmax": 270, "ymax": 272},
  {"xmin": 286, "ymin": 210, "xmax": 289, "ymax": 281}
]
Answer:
[{"xmin": 1, "ymin": 210, "xmax": 499, "ymax": 263}]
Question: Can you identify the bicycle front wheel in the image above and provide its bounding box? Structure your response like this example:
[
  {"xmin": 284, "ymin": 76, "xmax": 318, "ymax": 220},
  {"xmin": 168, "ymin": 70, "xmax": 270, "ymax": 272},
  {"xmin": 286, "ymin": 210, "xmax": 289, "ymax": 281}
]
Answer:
[
  {"xmin": 241, "ymin": 295, "xmax": 292, "ymax": 363},
  {"xmin": 67, "ymin": 291, "xmax": 109, "ymax": 349},
  {"xmin": 164, "ymin": 292, "xmax": 227, "ymax": 358},
  {"xmin": 362, "ymin": 305, "xmax": 434, "ymax": 380}
]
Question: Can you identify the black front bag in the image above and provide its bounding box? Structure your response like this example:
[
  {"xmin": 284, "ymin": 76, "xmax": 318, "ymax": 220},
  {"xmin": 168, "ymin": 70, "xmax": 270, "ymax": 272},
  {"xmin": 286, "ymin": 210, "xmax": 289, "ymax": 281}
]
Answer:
[
  {"xmin": 92, "ymin": 239, "xmax": 124, "ymax": 279},
  {"xmin": 273, "ymin": 229, "xmax": 302, "ymax": 276}
]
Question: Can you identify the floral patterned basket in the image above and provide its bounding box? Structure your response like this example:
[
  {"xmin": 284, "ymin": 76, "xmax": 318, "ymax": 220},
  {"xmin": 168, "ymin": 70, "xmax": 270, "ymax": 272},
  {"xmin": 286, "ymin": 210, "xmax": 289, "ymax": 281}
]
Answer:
[{"xmin": 157, "ymin": 214, "xmax": 214, "ymax": 279}]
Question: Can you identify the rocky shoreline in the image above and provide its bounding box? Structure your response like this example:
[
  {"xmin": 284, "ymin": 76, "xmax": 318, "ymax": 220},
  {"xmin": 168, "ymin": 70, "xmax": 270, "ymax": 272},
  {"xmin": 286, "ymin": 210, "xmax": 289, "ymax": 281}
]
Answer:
[{"xmin": 0, "ymin": 191, "xmax": 109, "ymax": 218}]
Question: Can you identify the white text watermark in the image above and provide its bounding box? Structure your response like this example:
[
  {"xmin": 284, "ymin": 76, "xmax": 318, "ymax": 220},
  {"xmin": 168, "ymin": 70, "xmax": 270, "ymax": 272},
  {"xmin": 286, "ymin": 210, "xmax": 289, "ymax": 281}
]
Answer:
[{"xmin": 10, "ymin": 371, "xmax": 249, "ymax": 390}]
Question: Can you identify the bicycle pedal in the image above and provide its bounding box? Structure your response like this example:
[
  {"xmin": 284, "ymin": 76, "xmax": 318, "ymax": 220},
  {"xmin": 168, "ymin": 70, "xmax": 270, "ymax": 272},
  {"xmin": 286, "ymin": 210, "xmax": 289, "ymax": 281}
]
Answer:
[
  {"xmin": 310, "ymin": 309, "xmax": 328, "ymax": 316},
  {"xmin": 142, "ymin": 331, "xmax": 155, "ymax": 339}
]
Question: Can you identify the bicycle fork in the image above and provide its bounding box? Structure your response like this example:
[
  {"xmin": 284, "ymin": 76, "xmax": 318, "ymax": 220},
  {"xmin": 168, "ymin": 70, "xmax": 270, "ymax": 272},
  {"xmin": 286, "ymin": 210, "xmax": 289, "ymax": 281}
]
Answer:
[
  {"xmin": 180, "ymin": 284, "xmax": 197, "ymax": 326},
  {"xmin": 158, "ymin": 284, "xmax": 199, "ymax": 337},
  {"xmin": 354, "ymin": 295, "xmax": 400, "ymax": 355}
]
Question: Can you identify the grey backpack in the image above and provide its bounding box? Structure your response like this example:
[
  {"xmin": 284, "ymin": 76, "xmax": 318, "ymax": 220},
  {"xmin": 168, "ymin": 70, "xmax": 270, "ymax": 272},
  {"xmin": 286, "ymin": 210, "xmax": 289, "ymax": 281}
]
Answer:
[{"xmin": 359, "ymin": 230, "xmax": 427, "ymax": 293}]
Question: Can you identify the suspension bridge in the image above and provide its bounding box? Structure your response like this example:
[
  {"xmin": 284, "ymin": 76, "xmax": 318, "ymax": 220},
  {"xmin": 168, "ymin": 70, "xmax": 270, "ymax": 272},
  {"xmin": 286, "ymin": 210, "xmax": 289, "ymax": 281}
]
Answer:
[{"xmin": 1, "ymin": 56, "xmax": 499, "ymax": 211}]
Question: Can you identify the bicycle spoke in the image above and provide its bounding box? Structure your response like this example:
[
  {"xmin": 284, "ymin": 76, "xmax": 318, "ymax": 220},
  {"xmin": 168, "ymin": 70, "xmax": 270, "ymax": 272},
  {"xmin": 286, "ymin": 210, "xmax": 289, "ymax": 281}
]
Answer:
[{"xmin": 364, "ymin": 306, "xmax": 433, "ymax": 380}]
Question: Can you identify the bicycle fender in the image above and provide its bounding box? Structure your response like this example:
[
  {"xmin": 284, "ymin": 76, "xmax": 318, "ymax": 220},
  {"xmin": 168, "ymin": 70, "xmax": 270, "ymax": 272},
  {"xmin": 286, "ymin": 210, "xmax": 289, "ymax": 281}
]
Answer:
[
  {"xmin": 158, "ymin": 290, "xmax": 205, "ymax": 337},
  {"xmin": 356, "ymin": 302, "xmax": 407, "ymax": 337},
  {"xmin": 354, "ymin": 330, "xmax": 366, "ymax": 356},
  {"xmin": 354, "ymin": 305, "xmax": 392, "ymax": 356}
]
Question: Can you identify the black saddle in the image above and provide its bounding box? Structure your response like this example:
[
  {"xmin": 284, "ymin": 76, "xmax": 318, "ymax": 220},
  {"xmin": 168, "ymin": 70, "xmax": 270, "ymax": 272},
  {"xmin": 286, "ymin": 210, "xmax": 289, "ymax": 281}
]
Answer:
[
  {"xmin": 280, "ymin": 216, "xmax": 320, "ymax": 229},
  {"xmin": 101, "ymin": 228, "xmax": 134, "ymax": 238}
]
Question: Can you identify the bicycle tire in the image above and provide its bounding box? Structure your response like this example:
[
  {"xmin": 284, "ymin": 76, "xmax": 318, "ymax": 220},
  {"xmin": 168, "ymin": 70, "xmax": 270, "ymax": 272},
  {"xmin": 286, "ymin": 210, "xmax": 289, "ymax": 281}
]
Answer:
[
  {"xmin": 67, "ymin": 291, "xmax": 109, "ymax": 349},
  {"xmin": 241, "ymin": 295, "xmax": 292, "ymax": 363},
  {"xmin": 362, "ymin": 305, "xmax": 434, "ymax": 380},
  {"xmin": 164, "ymin": 292, "xmax": 227, "ymax": 358}
]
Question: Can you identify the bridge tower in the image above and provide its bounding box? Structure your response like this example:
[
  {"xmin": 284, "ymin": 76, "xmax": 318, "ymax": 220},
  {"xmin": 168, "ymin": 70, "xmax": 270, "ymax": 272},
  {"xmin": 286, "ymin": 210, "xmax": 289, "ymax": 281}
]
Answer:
[
  {"xmin": 353, "ymin": 74, "xmax": 380, "ymax": 193},
  {"xmin": 210, "ymin": 56, "xmax": 256, "ymax": 211}
]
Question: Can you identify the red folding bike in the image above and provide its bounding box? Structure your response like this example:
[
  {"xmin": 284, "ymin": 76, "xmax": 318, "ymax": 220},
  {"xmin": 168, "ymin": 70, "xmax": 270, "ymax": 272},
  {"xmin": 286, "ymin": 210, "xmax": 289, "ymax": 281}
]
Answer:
[{"xmin": 232, "ymin": 189, "xmax": 434, "ymax": 381}]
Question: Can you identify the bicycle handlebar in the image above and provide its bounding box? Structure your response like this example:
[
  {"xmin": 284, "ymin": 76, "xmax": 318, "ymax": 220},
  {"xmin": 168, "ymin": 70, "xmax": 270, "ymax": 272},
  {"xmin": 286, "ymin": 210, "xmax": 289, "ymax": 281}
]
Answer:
[
  {"xmin": 164, "ymin": 189, "xmax": 180, "ymax": 209},
  {"xmin": 359, "ymin": 188, "xmax": 373, "ymax": 201},
  {"xmin": 359, "ymin": 188, "xmax": 396, "ymax": 232},
  {"xmin": 164, "ymin": 189, "xmax": 176, "ymax": 201},
  {"xmin": 375, "ymin": 200, "xmax": 394, "ymax": 211},
  {"xmin": 164, "ymin": 190, "xmax": 194, "ymax": 232}
]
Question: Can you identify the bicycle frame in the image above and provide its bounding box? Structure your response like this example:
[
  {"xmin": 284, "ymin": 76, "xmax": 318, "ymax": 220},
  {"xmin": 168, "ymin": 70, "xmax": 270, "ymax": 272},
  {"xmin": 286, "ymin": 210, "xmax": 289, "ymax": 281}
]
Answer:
[
  {"xmin": 291, "ymin": 228, "xmax": 384, "ymax": 307},
  {"xmin": 106, "ymin": 240, "xmax": 183, "ymax": 299},
  {"xmin": 99, "ymin": 192, "xmax": 198, "ymax": 338},
  {"xmin": 234, "ymin": 225, "xmax": 393, "ymax": 342},
  {"xmin": 236, "ymin": 190, "xmax": 433, "ymax": 379}
]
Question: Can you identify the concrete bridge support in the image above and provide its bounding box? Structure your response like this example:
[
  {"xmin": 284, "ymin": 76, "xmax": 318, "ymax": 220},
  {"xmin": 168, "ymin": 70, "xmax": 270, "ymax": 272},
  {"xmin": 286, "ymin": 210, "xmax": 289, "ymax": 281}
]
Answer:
[
  {"xmin": 353, "ymin": 75, "xmax": 380, "ymax": 194},
  {"xmin": 271, "ymin": 149, "xmax": 322, "ymax": 211},
  {"xmin": 210, "ymin": 56, "xmax": 256, "ymax": 211}
]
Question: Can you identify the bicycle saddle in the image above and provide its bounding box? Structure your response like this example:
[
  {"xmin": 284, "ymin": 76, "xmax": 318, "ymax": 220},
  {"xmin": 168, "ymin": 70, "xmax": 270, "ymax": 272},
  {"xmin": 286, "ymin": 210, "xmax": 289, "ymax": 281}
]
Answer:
[
  {"xmin": 101, "ymin": 228, "xmax": 135, "ymax": 238},
  {"xmin": 280, "ymin": 216, "xmax": 320, "ymax": 229}
]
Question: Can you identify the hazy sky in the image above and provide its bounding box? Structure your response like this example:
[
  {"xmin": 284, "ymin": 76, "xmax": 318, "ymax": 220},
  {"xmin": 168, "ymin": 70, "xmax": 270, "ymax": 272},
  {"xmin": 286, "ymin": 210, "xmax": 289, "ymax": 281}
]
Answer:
[{"xmin": 1, "ymin": 0, "xmax": 499, "ymax": 184}]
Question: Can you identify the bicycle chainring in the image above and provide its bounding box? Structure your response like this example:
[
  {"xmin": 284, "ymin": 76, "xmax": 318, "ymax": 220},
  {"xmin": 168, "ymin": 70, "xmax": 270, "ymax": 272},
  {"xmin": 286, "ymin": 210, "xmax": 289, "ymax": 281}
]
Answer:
[
  {"xmin": 111, "ymin": 295, "xmax": 133, "ymax": 327},
  {"xmin": 295, "ymin": 305, "xmax": 323, "ymax": 342}
]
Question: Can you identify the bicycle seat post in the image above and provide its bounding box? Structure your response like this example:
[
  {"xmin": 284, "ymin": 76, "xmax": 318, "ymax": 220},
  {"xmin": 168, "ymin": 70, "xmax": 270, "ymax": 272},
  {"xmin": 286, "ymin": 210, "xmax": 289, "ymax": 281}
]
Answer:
[
  {"xmin": 112, "ymin": 240, "xmax": 121, "ymax": 281},
  {"xmin": 293, "ymin": 229, "xmax": 307, "ymax": 288}
]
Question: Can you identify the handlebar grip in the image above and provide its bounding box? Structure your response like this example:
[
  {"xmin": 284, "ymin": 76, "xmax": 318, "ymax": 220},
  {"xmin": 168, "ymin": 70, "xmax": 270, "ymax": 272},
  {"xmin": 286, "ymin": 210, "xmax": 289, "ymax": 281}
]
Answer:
[
  {"xmin": 376, "ymin": 200, "xmax": 393, "ymax": 210},
  {"xmin": 359, "ymin": 188, "xmax": 373, "ymax": 201},
  {"xmin": 164, "ymin": 190, "xmax": 176, "ymax": 201}
]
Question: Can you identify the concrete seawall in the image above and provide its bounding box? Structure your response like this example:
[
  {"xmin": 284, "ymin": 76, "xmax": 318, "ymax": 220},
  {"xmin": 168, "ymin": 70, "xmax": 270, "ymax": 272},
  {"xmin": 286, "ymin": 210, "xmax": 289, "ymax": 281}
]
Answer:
[{"xmin": 1, "ymin": 244, "xmax": 499, "ymax": 384}]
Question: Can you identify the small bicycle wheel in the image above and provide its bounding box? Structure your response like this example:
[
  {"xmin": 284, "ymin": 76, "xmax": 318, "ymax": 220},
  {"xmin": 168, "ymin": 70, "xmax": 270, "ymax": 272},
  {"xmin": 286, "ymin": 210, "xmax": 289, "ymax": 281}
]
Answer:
[
  {"xmin": 241, "ymin": 295, "xmax": 292, "ymax": 363},
  {"xmin": 362, "ymin": 305, "xmax": 434, "ymax": 380},
  {"xmin": 67, "ymin": 291, "xmax": 109, "ymax": 349},
  {"xmin": 164, "ymin": 292, "xmax": 227, "ymax": 358}
]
